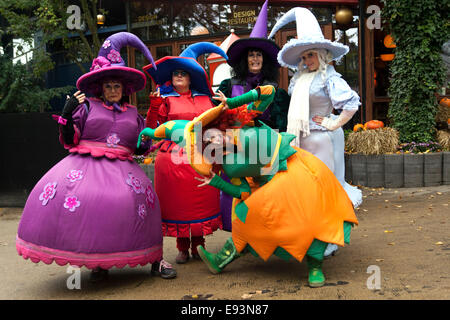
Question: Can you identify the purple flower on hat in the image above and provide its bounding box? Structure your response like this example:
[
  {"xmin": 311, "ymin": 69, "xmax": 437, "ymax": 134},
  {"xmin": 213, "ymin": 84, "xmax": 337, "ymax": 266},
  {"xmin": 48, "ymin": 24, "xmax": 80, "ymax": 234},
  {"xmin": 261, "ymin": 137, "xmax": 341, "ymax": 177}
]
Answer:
[
  {"xmin": 90, "ymin": 56, "xmax": 111, "ymax": 71},
  {"xmin": 102, "ymin": 40, "xmax": 111, "ymax": 49},
  {"xmin": 107, "ymin": 49, "xmax": 122, "ymax": 63},
  {"xmin": 64, "ymin": 195, "xmax": 81, "ymax": 212}
]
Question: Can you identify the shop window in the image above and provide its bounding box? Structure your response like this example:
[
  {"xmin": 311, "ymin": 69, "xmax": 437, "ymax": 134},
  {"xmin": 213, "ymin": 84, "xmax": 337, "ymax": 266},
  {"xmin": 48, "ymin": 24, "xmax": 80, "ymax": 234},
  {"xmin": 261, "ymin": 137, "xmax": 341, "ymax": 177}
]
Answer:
[
  {"xmin": 334, "ymin": 26, "xmax": 361, "ymax": 128},
  {"xmin": 129, "ymin": 1, "xmax": 246, "ymax": 41},
  {"xmin": 134, "ymin": 49, "xmax": 151, "ymax": 113},
  {"xmin": 129, "ymin": 1, "xmax": 332, "ymax": 42},
  {"xmin": 156, "ymin": 46, "xmax": 172, "ymax": 59},
  {"xmin": 334, "ymin": 27, "xmax": 359, "ymax": 93},
  {"xmin": 373, "ymin": 28, "xmax": 393, "ymax": 98}
]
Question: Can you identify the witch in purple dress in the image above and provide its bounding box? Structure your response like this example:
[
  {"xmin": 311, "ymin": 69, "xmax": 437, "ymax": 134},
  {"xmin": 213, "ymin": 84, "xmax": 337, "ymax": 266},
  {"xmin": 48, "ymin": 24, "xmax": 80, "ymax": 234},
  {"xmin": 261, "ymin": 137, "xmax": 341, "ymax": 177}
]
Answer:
[{"xmin": 16, "ymin": 32, "xmax": 176, "ymax": 281}]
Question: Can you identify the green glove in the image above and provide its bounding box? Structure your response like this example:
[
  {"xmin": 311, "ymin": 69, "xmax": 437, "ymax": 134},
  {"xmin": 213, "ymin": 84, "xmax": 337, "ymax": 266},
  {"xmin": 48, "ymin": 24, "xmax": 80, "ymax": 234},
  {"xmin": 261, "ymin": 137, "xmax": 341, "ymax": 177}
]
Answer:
[
  {"xmin": 137, "ymin": 127, "xmax": 155, "ymax": 149},
  {"xmin": 209, "ymin": 175, "xmax": 250, "ymax": 199},
  {"xmin": 226, "ymin": 89, "xmax": 260, "ymax": 109}
]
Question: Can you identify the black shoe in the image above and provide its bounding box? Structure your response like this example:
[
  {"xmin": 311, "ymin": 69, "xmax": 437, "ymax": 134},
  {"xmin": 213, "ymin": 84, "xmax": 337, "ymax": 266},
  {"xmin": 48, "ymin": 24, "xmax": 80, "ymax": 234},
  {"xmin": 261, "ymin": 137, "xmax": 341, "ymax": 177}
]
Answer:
[
  {"xmin": 90, "ymin": 267, "xmax": 109, "ymax": 282},
  {"xmin": 191, "ymin": 252, "xmax": 201, "ymax": 260},
  {"xmin": 151, "ymin": 260, "xmax": 177, "ymax": 279}
]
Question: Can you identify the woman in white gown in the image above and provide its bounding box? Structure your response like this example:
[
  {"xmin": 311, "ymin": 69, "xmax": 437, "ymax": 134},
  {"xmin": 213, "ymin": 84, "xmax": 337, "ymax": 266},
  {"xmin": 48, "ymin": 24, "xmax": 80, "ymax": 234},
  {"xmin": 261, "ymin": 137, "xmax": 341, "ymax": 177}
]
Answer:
[{"xmin": 269, "ymin": 8, "xmax": 362, "ymax": 257}]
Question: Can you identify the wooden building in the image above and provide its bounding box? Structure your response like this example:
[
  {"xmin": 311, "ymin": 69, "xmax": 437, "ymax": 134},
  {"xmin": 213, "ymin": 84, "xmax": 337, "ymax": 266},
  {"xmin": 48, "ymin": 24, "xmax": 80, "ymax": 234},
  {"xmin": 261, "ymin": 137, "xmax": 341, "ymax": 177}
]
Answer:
[{"xmin": 51, "ymin": 0, "xmax": 405, "ymax": 125}]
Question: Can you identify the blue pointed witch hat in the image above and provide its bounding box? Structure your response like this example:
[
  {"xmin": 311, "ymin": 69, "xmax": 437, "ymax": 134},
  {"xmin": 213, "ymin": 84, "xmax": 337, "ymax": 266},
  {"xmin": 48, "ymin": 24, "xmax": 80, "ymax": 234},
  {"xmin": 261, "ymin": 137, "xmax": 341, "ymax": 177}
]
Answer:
[{"xmin": 143, "ymin": 42, "xmax": 228, "ymax": 96}]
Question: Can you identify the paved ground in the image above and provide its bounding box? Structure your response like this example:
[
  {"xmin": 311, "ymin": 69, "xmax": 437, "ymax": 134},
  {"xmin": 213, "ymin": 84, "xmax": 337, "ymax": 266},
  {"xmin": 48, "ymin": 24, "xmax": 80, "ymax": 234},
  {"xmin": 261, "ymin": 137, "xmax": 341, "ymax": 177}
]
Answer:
[{"xmin": 0, "ymin": 185, "xmax": 449, "ymax": 301}]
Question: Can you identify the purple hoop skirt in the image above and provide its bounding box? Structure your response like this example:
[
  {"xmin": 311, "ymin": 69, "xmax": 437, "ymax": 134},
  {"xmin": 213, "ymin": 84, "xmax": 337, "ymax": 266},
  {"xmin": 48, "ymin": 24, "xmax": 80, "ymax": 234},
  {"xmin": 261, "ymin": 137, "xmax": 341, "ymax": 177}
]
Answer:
[{"xmin": 16, "ymin": 153, "xmax": 163, "ymax": 269}]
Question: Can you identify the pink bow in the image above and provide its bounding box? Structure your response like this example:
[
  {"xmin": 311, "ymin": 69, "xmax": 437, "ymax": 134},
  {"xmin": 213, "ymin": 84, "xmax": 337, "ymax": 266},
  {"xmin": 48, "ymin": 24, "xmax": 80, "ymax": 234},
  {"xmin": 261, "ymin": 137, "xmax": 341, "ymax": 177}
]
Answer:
[
  {"xmin": 90, "ymin": 56, "xmax": 111, "ymax": 71},
  {"xmin": 52, "ymin": 115, "xmax": 67, "ymax": 125}
]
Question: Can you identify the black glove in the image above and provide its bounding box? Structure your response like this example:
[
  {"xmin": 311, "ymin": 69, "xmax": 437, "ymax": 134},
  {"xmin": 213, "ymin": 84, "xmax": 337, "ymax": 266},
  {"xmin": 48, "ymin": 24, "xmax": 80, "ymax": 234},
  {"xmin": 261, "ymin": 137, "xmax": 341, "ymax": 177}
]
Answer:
[
  {"xmin": 62, "ymin": 95, "xmax": 80, "ymax": 120},
  {"xmin": 60, "ymin": 96, "xmax": 80, "ymax": 145}
]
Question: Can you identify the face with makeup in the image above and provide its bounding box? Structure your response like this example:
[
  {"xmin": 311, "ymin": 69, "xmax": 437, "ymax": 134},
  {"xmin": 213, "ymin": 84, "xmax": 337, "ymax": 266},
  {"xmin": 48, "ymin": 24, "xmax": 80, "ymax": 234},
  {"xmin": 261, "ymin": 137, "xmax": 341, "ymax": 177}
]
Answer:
[
  {"xmin": 172, "ymin": 69, "xmax": 191, "ymax": 93},
  {"xmin": 102, "ymin": 80, "xmax": 123, "ymax": 103},
  {"xmin": 247, "ymin": 49, "xmax": 264, "ymax": 74},
  {"xmin": 301, "ymin": 50, "xmax": 320, "ymax": 72}
]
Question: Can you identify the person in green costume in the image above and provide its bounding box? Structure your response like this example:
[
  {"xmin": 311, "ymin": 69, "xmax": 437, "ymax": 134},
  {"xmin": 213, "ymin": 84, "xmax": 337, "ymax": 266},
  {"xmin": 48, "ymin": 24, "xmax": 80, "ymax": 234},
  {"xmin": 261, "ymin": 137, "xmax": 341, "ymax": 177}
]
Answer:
[
  {"xmin": 138, "ymin": 85, "xmax": 358, "ymax": 288},
  {"xmin": 213, "ymin": 0, "xmax": 289, "ymax": 132},
  {"xmin": 213, "ymin": 1, "xmax": 290, "ymax": 234}
]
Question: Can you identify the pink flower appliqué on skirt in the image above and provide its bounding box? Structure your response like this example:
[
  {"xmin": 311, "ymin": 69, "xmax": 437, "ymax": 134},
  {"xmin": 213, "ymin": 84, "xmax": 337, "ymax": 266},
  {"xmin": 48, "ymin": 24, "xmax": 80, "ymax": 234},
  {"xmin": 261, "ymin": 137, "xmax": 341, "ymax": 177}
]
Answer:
[
  {"xmin": 66, "ymin": 169, "xmax": 83, "ymax": 183},
  {"xmin": 39, "ymin": 182, "xmax": 57, "ymax": 206},
  {"xmin": 138, "ymin": 204, "xmax": 147, "ymax": 220},
  {"xmin": 126, "ymin": 173, "xmax": 143, "ymax": 194},
  {"xmin": 145, "ymin": 185, "xmax": 155, "ymax": 208},
  {"xmin": 64, "ymin": 196, "xmax": 81, "ymax": 212}
]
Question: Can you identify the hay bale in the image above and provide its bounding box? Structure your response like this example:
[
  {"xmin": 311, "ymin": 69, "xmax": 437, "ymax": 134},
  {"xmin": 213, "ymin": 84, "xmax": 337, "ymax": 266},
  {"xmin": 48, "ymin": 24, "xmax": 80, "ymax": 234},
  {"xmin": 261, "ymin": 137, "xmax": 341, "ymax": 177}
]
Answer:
[
  {"xmin": 346, "ymin": 127, "xmax": 399, "ymax": 155},
  {"xmin": 437, "ymin": 130, "xmax": 450, "ymax": 151},
  {"xmin": 436, "ymin": 103, "xmax": 450, "ymax": 123}
]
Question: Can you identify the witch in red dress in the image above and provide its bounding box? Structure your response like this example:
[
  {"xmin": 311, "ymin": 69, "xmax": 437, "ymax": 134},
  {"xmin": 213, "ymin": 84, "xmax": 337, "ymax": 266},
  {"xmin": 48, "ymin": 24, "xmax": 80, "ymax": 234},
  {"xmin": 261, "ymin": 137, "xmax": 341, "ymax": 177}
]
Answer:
[{"xmin": 143, "ymin": 43, "xmax": 228, "ymax": 263}]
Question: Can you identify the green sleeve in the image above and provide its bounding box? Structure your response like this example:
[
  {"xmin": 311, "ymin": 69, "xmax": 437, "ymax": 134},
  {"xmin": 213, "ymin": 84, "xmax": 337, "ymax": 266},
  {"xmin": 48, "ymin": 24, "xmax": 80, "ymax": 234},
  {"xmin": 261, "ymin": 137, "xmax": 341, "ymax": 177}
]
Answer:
[
  {"xmin": 226, "ymin": 86, "xmax": 275, "ymax": 113},
  {"xmin": 270, "ymin": 88, "xmax": 290, "ymax": 132},
  {"xmin": 211, "ymin": 79, "xmax": 231, "ymax": 106},
  {"xmin": 226, "ymin": 89, "xmax": 260, "ymax": 109},
  {"xmin": 209, "ymin": 175, "xmax": 251, "ymax": 199}
]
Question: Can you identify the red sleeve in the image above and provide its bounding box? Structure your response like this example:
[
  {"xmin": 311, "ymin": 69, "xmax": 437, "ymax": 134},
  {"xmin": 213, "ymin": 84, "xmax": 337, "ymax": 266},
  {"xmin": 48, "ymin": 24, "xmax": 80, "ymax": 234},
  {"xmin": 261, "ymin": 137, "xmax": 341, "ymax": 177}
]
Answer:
[{"xmin": 145, "ymin": 97, "xmax": 168, "ymax": 128}]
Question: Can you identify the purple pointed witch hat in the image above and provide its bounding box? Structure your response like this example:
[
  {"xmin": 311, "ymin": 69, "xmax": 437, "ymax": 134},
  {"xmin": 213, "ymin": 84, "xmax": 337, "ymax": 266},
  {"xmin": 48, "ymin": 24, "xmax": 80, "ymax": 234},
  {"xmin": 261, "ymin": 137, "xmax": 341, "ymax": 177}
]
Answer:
[
  {"xmin": 77, "ymin": 32, "xmax": 156, "ymax": 96},
  {"xmin": 226, "ymin": 0, "xmax": 280, "ymax": 68}
]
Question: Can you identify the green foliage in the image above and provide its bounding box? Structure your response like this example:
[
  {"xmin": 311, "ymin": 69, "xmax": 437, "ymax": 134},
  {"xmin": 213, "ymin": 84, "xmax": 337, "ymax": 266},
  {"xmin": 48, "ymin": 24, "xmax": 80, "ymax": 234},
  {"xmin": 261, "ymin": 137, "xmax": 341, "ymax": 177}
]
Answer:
[
  {"xmin": 0, "ymin": 55, "xmax": 73, "ymax": 113},
  {"xmin": 343, "ymin": 128, "xmax": 352, "ymax": 141},
  {"xmin": 0, "ymin": 0, "xmax": 102, "ymax": 75},
  {"xmin": 381, "ymin": 0, "xmax": 450, "ymax": 143},
  {"xmin": 0, "ymin": 0, "xmax": 101, "ymax": 112}
]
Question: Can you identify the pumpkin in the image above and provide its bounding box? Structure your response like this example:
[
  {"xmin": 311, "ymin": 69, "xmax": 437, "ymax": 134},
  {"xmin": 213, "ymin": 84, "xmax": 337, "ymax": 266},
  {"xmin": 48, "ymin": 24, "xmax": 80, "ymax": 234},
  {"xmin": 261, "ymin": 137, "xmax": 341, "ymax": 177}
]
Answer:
[
  {"xmin": 143, "ymin": 157, "xmax": 153, "ymax": 164},
  {"xmin": 380, "ymin": 54, "xmax": 395, "ymax": 62},
  {"xmin": 440, "ymin": 97, "xmax": 450, "ymax": 108},
  {"xmin": 353, "ymin": 123, "xmax": 365, "ymax": 132},
  {"xmin": 364, "ymin": 120, "xmax": 384, "ymax": 130},
  {"xmin": 383, "ymin": 34, "xmax": 396, "ymax": 48}
]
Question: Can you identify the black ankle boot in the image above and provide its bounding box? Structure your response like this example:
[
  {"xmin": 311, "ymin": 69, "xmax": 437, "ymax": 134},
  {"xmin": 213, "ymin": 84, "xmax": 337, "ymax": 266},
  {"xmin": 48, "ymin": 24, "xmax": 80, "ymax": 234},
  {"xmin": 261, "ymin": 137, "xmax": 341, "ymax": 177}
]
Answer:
[{"xmin": 151, "ymin": 260, "xmax": 177, "ymax": 279}]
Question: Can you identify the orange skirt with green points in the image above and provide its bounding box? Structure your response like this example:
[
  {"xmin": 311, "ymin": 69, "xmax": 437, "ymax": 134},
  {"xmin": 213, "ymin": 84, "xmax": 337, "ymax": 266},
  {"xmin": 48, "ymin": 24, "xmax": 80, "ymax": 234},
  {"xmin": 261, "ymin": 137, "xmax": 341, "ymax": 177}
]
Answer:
[{"xmin": 231, "ymin": 147, "xmax": 358, "ymax": 262}]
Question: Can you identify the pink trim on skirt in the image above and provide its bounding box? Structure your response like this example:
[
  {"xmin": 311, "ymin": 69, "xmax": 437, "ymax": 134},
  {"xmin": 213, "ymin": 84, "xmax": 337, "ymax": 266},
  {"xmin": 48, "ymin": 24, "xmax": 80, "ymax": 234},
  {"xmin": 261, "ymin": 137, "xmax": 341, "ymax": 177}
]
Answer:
[
  {"xmin": 68, "ymin": 140, "xmax": 134, "ymax": 161},
  {"xmin": 16, "ymin": 236, "xmax": 162, "ymax": 270}
]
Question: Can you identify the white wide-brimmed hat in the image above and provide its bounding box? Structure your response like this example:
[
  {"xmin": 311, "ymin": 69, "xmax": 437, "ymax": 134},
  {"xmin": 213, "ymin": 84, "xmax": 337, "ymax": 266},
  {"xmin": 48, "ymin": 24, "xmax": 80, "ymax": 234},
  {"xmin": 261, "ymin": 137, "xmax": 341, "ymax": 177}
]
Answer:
[{"xmin": 268, "ymin": 7, "xmax": 349, "ymax": 69}]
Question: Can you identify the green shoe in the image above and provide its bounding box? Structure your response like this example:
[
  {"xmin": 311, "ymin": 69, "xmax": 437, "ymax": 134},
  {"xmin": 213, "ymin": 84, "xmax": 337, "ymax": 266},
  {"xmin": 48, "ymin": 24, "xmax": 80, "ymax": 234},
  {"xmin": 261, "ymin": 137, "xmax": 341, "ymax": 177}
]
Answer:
[
  {"xmin": 197, "ymin": 237, "xmax": 238, "ymax": 274},
  {"xmin": 307, "ymin": 256, "xmax": 325, "ymax": 288}
]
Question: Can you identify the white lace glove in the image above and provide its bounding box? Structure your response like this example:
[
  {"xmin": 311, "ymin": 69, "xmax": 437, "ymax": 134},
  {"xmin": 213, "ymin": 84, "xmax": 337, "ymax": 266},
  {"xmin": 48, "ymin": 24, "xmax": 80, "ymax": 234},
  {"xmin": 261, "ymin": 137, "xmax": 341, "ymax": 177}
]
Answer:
[{"xmin": 319, "ymin": 109, "xmax": 357, "ymax": 131}]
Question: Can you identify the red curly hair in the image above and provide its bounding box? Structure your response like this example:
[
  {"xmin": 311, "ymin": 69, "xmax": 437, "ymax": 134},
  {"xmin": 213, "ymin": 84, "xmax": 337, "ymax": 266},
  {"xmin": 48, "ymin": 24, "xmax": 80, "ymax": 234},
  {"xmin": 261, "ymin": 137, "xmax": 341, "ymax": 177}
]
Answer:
[{"xmin": 207, "ymin": 105, "xmax": 259, "ymax": 131}]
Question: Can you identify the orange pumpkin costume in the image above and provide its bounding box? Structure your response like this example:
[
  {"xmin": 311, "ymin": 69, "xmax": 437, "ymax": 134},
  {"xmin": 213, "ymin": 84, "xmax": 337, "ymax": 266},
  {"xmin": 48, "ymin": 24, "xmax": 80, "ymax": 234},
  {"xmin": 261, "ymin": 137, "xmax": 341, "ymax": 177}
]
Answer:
[{"xmin": 231, "ymin": 146, "xmax": 358, "ymax": 263}]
